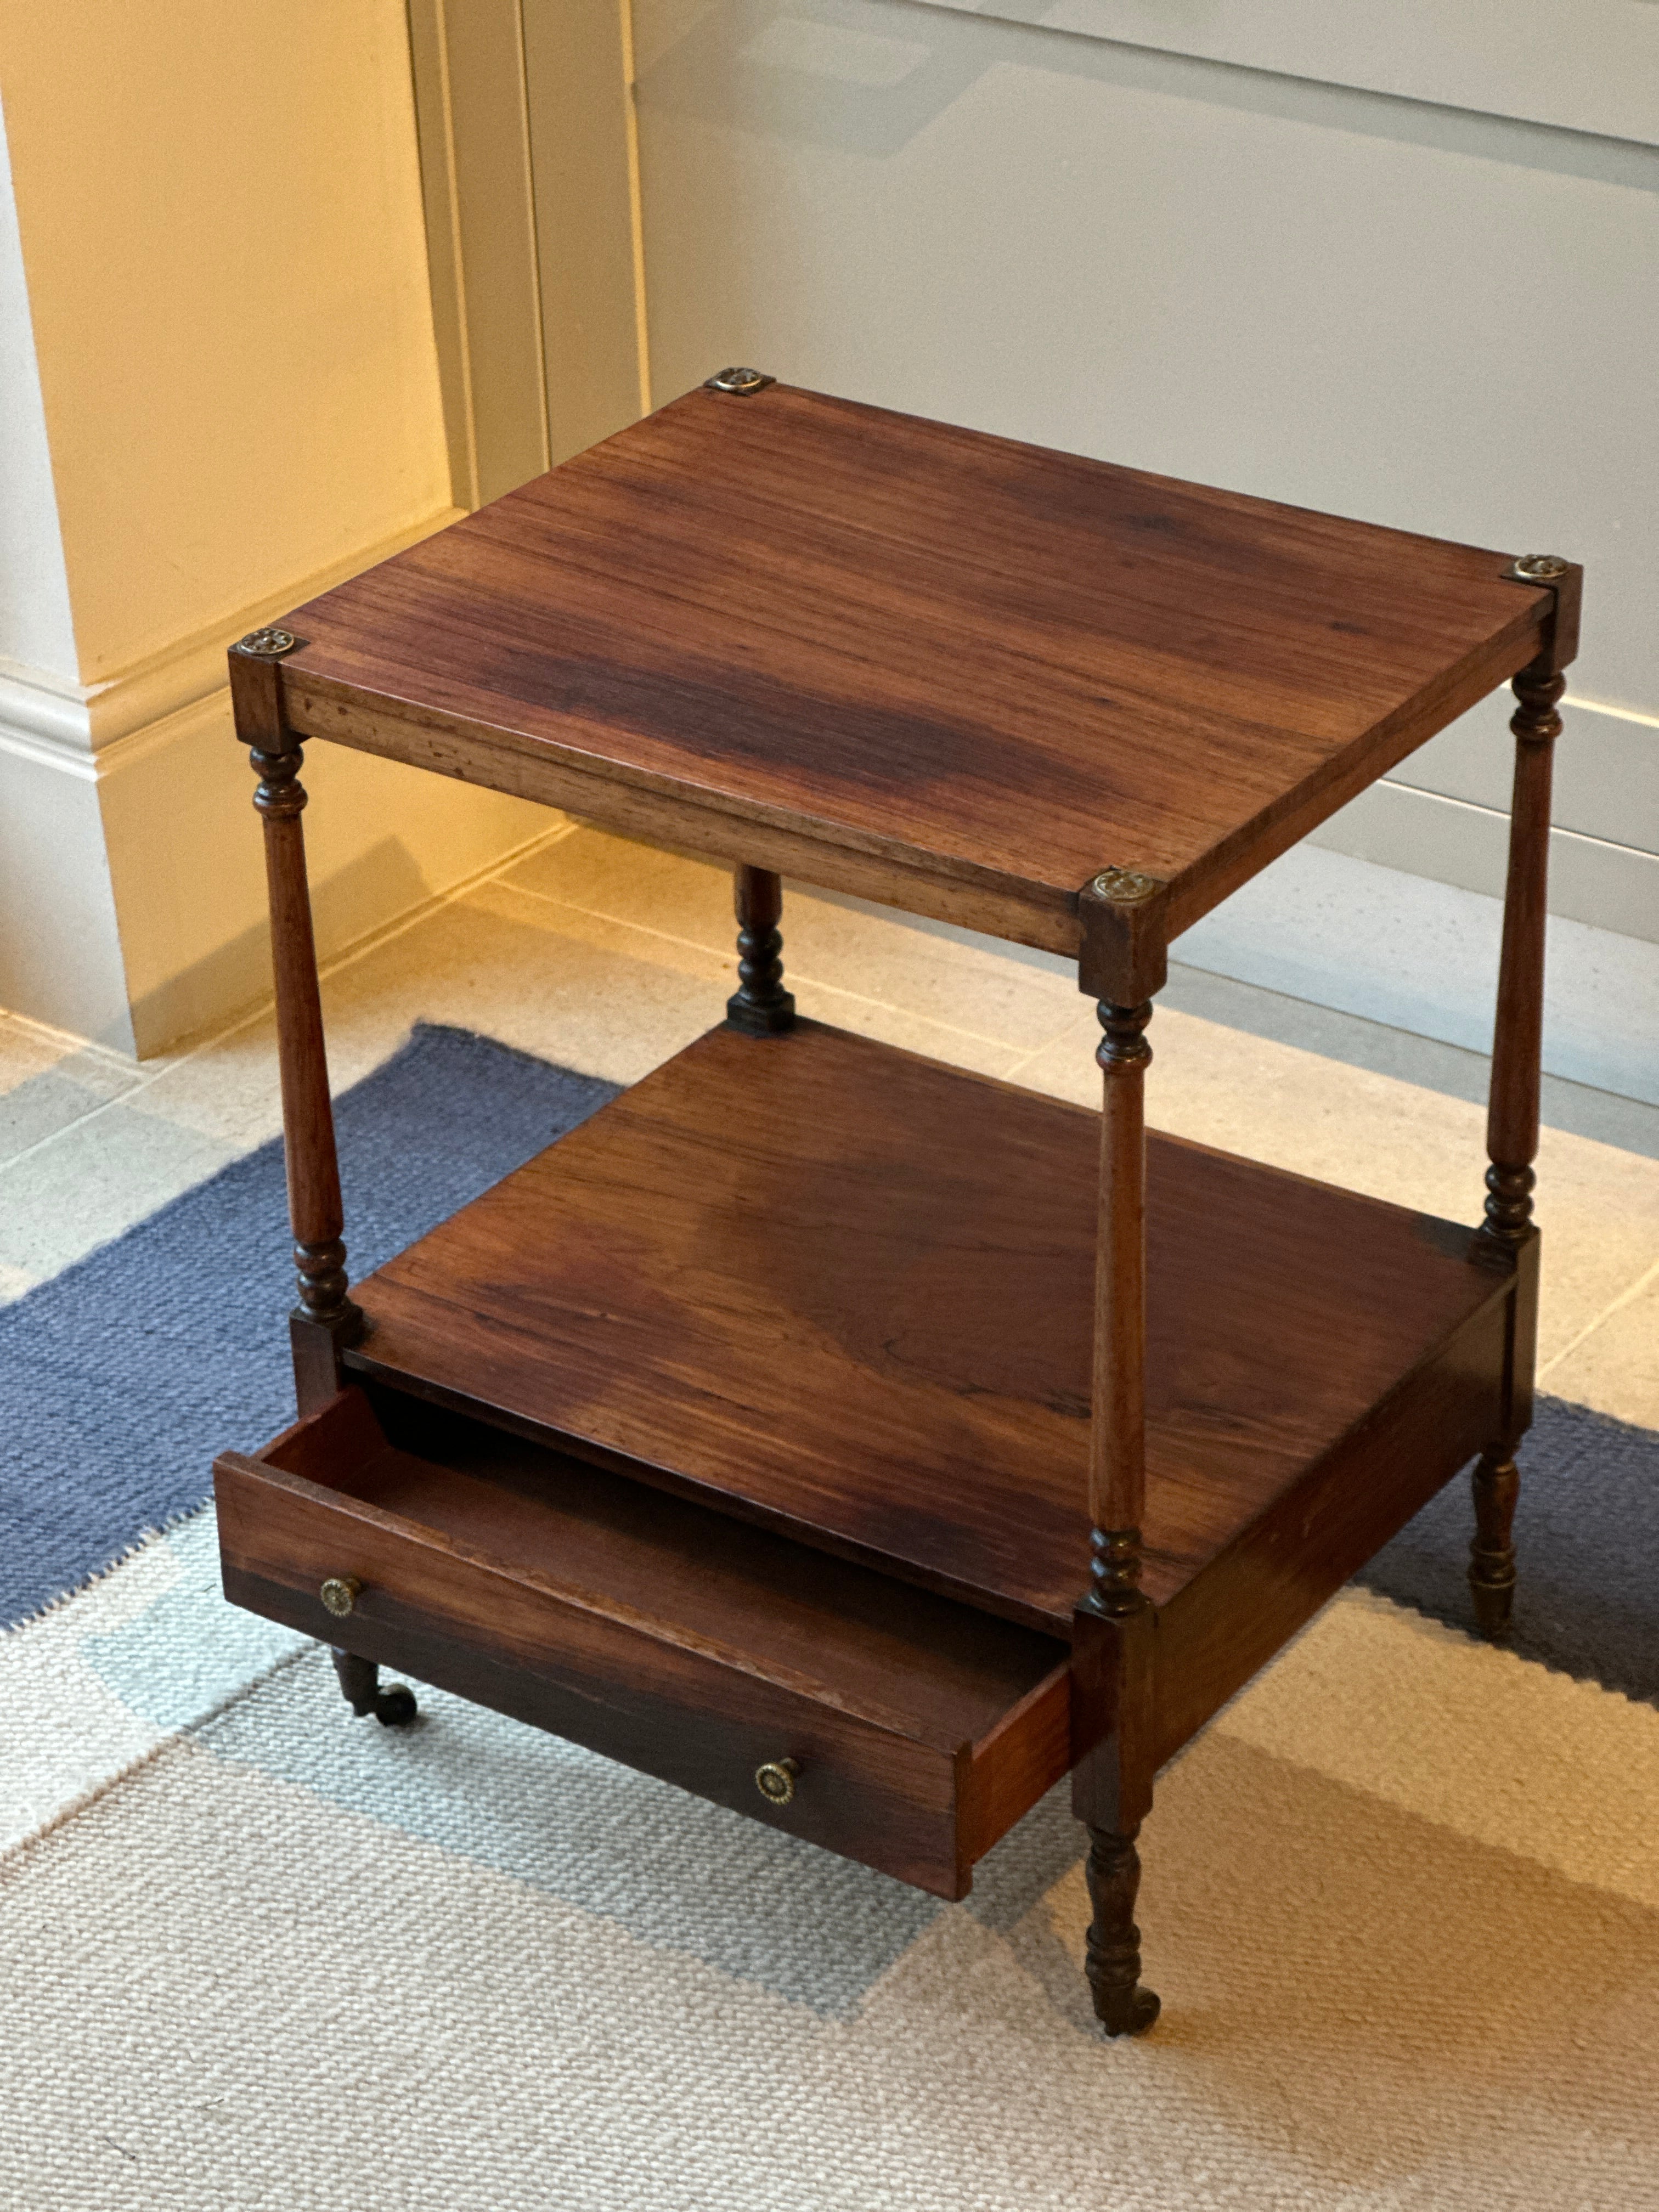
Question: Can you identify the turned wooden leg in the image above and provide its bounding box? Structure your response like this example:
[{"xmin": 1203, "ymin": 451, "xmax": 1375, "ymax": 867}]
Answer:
[
  {"xmin": 331, "ymin": 1648, "xmax": 417, "ymax": 1726},
  {"xmin": 726, "ymin": 864, "xmax": 795, "ymax": 1034},
  {"xmin": 229, "ymin": 630, "xmax": 363, "ymax": 1415},
  {"xmin": 1481, "ymin": 659, "xmax": 1561, "ymax": 1251},
  {"xmin": 1085, "ymin": 1824, "xmax": 1160, "ymax": 2036},
  {"xmin": 1469, "ymin": 1449, "xmax": 1520, "ymax": 1639},
  {"xmin": 1072, "ymin": 929, "xmax": 1163, "ymax": 2037},
  {"xmin": 1471, "ymin": 651, "xmax": 1562, "ymax": 1638}
]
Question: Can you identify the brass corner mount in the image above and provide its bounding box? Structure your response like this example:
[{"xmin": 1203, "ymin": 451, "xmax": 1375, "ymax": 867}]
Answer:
[
  {"xmin": 704, "ymin": 367, "xmax": 775, "ymax": 396},
  {"xmin": 1504, "ymin": 555, "xmax": 1569, "ymax": 585},
  {"xmin": 234, "ymin": 627, "xmax": 304, "ymax": 659},
  {"xmin": 1089, "ymin": 867, "xmax": 1161, "ymax": 906}
]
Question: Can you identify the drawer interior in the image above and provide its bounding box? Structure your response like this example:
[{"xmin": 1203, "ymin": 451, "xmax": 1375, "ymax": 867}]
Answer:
[{"xmin": 254, "ymin": 1384, "xmax": 1070, "ymax": 1801}]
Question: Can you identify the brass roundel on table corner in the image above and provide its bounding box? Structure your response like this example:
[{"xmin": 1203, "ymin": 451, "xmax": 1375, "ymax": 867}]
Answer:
[
  {"xmin": 234, "ymin": 625, "xmax": 302, "ymax": 659},
  {"xmin": 1090, "ymin": 867, "xmax": 1159, "ymax": 906},
  {"xmin": 319, "ymin": 1575, "xmax": 363, "ymax": 1618},
  {"xmin": 1507, "ymin": 554, "xmax": 1570, "ymax": 583},
  {"xmin": 754, "ymin": 1757, "xmax": 800, "ymax": 1806},
  {"xmin": 704, "ymin": 366, "xmax": 774, "ymax": 395}
]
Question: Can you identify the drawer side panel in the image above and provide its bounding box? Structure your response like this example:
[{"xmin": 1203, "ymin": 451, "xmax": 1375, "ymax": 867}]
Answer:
[{"xmin": 1153, "ymin": 1297, "xmax": 1510, "ymax": 1767}]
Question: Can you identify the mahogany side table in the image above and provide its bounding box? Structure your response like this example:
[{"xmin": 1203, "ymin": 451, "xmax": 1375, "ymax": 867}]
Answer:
[{"xmin": 213, "ymin": 376, "xmax": 1579, "ymax": 2036}]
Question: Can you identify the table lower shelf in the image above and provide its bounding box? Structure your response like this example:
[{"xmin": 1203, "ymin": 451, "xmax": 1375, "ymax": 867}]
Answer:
[
  {"xmin": 217, "ymin": 1017, "xmax": 1527, "ymax": 1892},
  {"xmin": 341, "ymin": 1017, "xmax": 1518, "ymax": 1679},
  {"xmin": 216, "ymin": 1384, "xmax": 1069, "ymax": 1900}
]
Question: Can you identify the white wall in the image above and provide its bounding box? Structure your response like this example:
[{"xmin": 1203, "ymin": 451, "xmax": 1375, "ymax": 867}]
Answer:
[
  {"xmin": 0, "ymin": 95, "xmax": 134, "ymax": 1044},
  {"xmin": 0, "ymin": 1, "xmax": 545, "ymax": 1054},
  {"xmin": 631, "ymin": 0, "xmax": 1659, "ymax": 947},
  {"xmin": 0, "ymin": 100, "xmax": 74, "ymax": 689}
]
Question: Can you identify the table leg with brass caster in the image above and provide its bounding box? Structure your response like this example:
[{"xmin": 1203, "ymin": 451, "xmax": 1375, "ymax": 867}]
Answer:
[
  {"xmin": 320, "ymin": 1575, "xmax": 417, "ymax": 1724},
  {"xmin": 330, "ymin": 1647, "xmax": 418, "ymax": 1726}
]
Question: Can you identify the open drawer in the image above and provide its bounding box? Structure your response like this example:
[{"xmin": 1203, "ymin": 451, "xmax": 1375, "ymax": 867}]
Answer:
[{"xmin": 215, "ymin": 1387, "xmax": 1072, "ymax": 1899}]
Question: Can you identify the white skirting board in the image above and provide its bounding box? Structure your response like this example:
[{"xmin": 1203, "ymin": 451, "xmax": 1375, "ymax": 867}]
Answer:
[
  {"xmin": 0, "ymin": 509, "xmax": 550, "ymax": 1058},
  {"xmin": 1175, "ymin": 843, "xmax": 1659, "ymax": 1110},
  {"xmin": 1307, "ymin": 778, "xmax": 1659, "ymax": 950},
  {"xmin": 0, "ymin": 704, "xmax": 552, "ymax": 1059}
]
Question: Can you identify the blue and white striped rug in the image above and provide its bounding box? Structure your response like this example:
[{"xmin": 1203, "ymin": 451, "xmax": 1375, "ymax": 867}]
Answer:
[{"xmin": 0, "ymin": 1024, "xmax": 618, "ymax": 1630}]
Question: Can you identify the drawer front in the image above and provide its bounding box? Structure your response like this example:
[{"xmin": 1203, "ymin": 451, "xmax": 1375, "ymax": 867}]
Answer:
[{"xmin": 216, "ymin": 1454, "xmax": 968, "ymax": 1897}]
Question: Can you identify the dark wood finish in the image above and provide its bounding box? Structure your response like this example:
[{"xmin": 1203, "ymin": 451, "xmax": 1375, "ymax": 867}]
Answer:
[
  {"xmin": 262, "ymin": 687, "xmax": 1080, "ymax": 952},
  {"xmin": 1077, "ymin": 867, "xmax": 1170, "ymax": 1007},
  {"xmin": 1469, "ymin": 1451, "xmax": 1521, "ymax": 1640},
  {"xmin": 264, "ymin": 382, "xmax": 1556, "ymax": 958},
  {"xmin": 216, "ymin": 1386, "xmax": 1069, "ymax": 1899},
  {"xmin": 1151, "ymin": 1282, "xmax": 1508, "ymax": 1764},
  {"xmin": 1069, "ymin": 1601, "xmax": 1156, "ymax": 1827},
  {"xmin": 959, "ymin": 1664, "xmax": 1073, "ymax": 1866},
  {"xmin": 1466, "ymin": 661, "xmax": 1563, "ymax": 1635},
  {"xmin": 1508, "ymin": 557, "xmax": 1583, "ymax": 677},
  {"xmin": 1483, "ymin": 662, "xmax": 1563, "ymax": 1246},
  {"xmin": 341, "ymin": 1020, "xmax": 1516, "ymax": 1639},
  {"xmin": 216, "ymin": 393, "xmax": 1582, "ymax": 2035},
  {"xmin": 1083, "ymin": 1825, "xmax": 1160, "ymax": 2037},
  {"xmin": 725, "ymin": 864, "xmax": 795, "ymax": 1034},
  {"xmin": 330, "ymin": 1646, "xmax": 417, "ymax": 1725},
  {"xmin": 1089, "ymin": 998, "xmax": 1153, "ymax": 1553},
  {"xmin": 1070, "ymin": 982, "xmax": 1161, "ymax": 1970},
  {"xmin": 228, "ymin": 635, "xmax": 360, "ymax": 1414}
]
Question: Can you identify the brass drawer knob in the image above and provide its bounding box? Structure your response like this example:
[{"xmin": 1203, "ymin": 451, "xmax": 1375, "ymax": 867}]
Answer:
[
  {"xmin": 320, "ymin": 1575, "xmax": 363, "ymax": 1618},
  {"xmin": 755, "ymin": 1757, "xmax": 800, "ymax": 1806}
]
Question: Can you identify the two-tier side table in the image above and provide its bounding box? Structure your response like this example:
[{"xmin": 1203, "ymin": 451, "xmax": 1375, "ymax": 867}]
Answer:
[{"xmin": 214, "ymin": 375, "xmax": 1579, "ymax": 2035}]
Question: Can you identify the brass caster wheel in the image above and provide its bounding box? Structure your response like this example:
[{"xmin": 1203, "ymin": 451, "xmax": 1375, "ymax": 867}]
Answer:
[
  {"xmin": 1096, "ymin": 1985, "xmax": 1160, "ymax": 2038},
  {"xmin": 331, "ymin": 1647, "xmax": 415, "ymax": 1724}
]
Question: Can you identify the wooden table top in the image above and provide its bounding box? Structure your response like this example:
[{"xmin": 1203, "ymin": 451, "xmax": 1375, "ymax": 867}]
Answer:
[{"xmin": 274, "ymin": 380, "xmax": 1555, "ymax": 955}]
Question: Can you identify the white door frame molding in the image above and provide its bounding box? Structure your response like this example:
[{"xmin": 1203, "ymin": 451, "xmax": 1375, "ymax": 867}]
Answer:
[{"xmin": 405, "ymin": 0, "xmax": 648, "ymax": 510}]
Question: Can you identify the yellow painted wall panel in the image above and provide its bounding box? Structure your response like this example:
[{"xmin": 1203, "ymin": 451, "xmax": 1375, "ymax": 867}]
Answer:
[{"xmin": 0, "ymin": 0, "xmax": 451, "ymax": 683}]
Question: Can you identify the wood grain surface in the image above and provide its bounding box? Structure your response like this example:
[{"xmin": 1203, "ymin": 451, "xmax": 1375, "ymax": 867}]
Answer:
[
  {"xmin": 343, "ymin": 1019, "xmax": 1516, "ymax": 1634},
  {"xmin": 271, "ymin": 382, "xmax": 1553, "ymax": 952},
  {"xmin": 1150, "ymin": 1288, "xmax": 1508, "ymax": 1763}
]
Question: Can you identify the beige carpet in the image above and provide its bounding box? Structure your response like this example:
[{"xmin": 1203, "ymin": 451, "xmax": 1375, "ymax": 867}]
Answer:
[{"xmin": 4, "ymin": 1588, "xmax": 1657, "ymax": 2211}]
